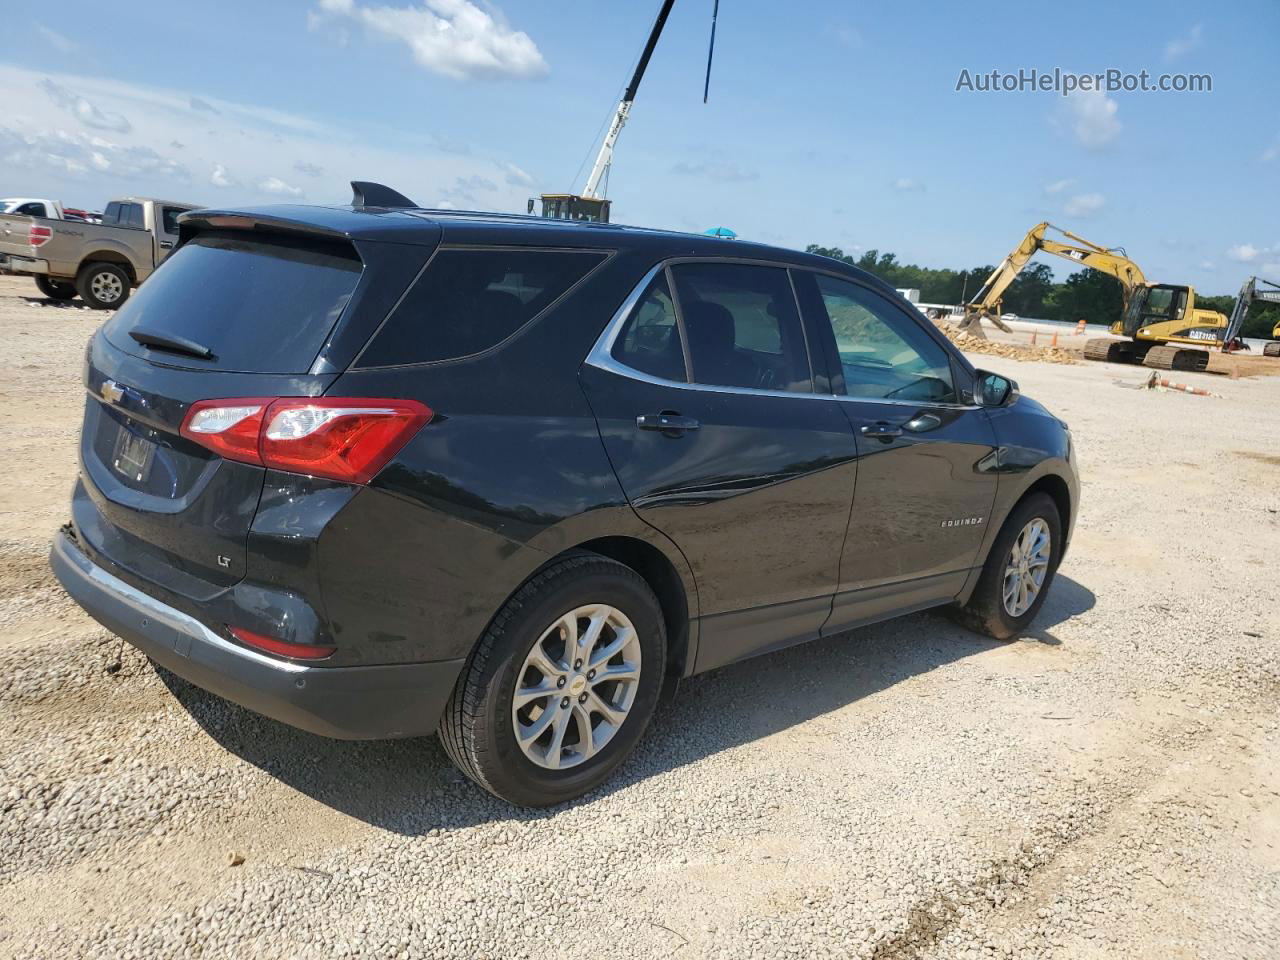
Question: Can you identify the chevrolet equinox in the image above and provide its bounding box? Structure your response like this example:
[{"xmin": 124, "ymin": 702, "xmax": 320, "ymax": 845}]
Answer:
[{"xmin": 51, "ymin": 183, "xmax": 1078, "ymax": 806}]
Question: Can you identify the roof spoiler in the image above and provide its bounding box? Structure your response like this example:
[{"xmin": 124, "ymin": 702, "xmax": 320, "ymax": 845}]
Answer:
[{"xmin": 350, "ymin": 181, "xmax": 418, "ymax": 209}]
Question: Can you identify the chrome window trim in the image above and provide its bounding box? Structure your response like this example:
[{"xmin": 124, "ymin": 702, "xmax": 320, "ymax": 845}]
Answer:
[{"xmin": 587, "ymin": 258, "xmax": 982, "ymax": 410}]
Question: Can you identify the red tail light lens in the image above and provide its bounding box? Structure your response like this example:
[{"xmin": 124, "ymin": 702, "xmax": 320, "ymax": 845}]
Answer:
[
  {"xmin": 228, "ymin": 626, "xmax": 336, "ymax": 660},
  {"xmin": 181, "ymin": 396, "xmax": 432, "ymax": 484},
  {"xmin": 29, "ymin": 225, "xmax": 53, "ymax": 248}
]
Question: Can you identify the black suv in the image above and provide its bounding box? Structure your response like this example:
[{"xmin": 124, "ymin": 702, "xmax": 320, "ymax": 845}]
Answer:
[{"xmin": 51, "ymin": 186, "xmax": 1078, "ymax": 806}]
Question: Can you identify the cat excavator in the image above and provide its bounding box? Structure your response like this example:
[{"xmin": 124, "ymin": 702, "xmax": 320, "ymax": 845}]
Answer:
[{"xmin": 961, "ymin": 222, "xmax": 1229, "ymax": 371}]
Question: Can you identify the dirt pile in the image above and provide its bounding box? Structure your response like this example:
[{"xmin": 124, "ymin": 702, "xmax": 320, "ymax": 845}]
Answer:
[{"xmin": 935, "ymin": 322, "xmax": 1078, "ymax": 365}]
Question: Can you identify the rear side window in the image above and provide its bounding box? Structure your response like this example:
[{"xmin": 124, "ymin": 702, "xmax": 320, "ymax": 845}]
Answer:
[
  {"xmin": 102, "ymin": 232, "xmax": 362, "ymax": 374},
  {"xmin": 357, "ymin": 248, "xmax": 606, "ymax": 367},
  {"xmin": 612, "ymin": 272, "xmax": 686, "ymax": 382},
  {"xmin": 669, "ymin": 262, "xmax": 812, "ymax": 393}
]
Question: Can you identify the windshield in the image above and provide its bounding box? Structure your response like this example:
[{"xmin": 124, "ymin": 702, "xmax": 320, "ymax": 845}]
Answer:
[{"xmin": 102, "ymin": 232, "xmax": 362, "ymax": 374}]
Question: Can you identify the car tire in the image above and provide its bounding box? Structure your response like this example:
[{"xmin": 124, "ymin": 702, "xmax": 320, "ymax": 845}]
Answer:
[
  {"xmin": 34, "ymin": 276, "xmax": 78, "ymax": 301},
  {"xmin": 952, "ymin": 492, "xmax": 1062, "ymax": 640},
  {"xmin": 440, "ymin": 553, "xmax": 666, "ymax": 806},
  {"xmin": 76, "ymin": 262, "xmax": 131, "ymax": 310}
]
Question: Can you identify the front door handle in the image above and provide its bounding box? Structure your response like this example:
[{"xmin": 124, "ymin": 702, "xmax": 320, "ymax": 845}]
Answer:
[
  {"xmin": 159, "ymin": 240, "xmax": 174, "ymax": 249},
  {"xmin": 637, "ymin": 413, "xmax": 700, "ymax": 436},
  {"xmin": 860, "ymin": 421, "xmax": 902, "ymax": 441}
]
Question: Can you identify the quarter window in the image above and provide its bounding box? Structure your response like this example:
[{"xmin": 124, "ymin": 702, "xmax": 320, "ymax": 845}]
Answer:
[
  {"xmin": 812, "ymin": 275, "xmax": 957, "ymax": 403},
  {"xmin": 358, "ymin": 248, "xmax": 606, "ymax": 367},
  {"xmin": 612, "ymin": 272, "xmax": 687, "ymax": 382},
  {"xmin": 668, "ymin": 262, "xmax": 812, "ymax": 393}
]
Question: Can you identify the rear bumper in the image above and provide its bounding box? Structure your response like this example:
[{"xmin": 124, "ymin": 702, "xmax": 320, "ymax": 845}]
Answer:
[
  {"xmin": 0, "ymin": 253, "xmax": 50, "ymax": 275},
  {"xmin": 49, "ymin": 530, "xmax": 464, "ymax": 740}
]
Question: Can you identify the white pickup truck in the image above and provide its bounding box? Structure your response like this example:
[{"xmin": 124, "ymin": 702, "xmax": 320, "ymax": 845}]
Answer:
[
  {"xmin": 1, "ymin": 198, "xmax": 67, "ymax": 219},
  {"xmin": 0, "ymin": 196, "xmax": 198, "ymax": 309}
]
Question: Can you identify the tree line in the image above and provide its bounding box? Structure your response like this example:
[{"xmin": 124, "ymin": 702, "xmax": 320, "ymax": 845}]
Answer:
[{"xmin": 805, "ymin": 245, "xmax": 1280, "ymax": 339}]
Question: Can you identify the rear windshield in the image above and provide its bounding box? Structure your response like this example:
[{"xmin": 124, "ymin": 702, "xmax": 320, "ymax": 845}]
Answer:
[
  {"xmin": 103, "ymin": 232, "xmax": 362, "ymax": 373},
  {"xmin": 355, "ymin": 248, "xmax": 606, "ymax": 367}
]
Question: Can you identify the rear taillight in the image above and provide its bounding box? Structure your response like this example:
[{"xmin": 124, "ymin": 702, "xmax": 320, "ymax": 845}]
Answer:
[
  {"xmin": 228, "ymin": 626, "xmax": 336, "ymax": 660},
  {"xmin": 29, "ymin": 225, "xmax": 52, "ymax": 248},
  {"xmin": 181, "ymin": 397, "xmax": 432, "ymax": 484}
]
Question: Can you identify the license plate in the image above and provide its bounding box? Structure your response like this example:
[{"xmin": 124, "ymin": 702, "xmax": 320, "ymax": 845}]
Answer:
[{"xmin": 111, "ymin": 425, "xmax": 155, "ymax": 482}]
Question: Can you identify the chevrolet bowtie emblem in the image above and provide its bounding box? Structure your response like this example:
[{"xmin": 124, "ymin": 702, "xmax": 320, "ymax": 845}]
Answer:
[{"xmin": 101, "ymin": 380, "xmax": 125, "ymax": 405}]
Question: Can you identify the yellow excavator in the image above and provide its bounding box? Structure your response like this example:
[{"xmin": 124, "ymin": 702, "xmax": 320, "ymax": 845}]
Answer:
[{"xmin": 961, "ymin": 222, "xmax": 1229, "ymax": 371}]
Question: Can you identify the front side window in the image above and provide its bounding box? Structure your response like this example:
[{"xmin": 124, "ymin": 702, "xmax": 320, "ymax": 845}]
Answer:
[
  {"xmin": 812, "ymin": 274, "xmax": 956, "ymax": 403},
  {"xmin": 612, "ymin": 272, "xmax": 686, "ymax": 382},
  {"xmin": 668, "ymin": 262, "xmax": 812, "ymax": 393},
  {"xmin": 358, "ymin": 248, "xmax": 606, "ymax": 367},
  {"xmin": 161, "ymin": 207, "xmax": 185, "ymax": 235}
]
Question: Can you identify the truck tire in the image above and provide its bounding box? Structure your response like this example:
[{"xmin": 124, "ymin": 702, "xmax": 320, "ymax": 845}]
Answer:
[
  {"xmin": 76, "ymin": 262, "xmax": 131, "ymax": 310},
  {"xmin": 34, "ymin": 276, "xmax": 78, "ymax": 301}
]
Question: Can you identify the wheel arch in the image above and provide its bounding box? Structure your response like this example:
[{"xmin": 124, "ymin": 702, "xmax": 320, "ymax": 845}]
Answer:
[
  {"xmin": 79, "ymin": 252, "xmax": 137, "ymax": 283},
  {"xmin": 555, "ymin": 535, "xmax": 696, "ymax": 680}
]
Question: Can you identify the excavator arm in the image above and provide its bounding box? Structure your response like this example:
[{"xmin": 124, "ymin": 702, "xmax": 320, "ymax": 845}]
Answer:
[{"xmin": 961, "ymin": 222, "xmax": 1146, "ymax": 335}]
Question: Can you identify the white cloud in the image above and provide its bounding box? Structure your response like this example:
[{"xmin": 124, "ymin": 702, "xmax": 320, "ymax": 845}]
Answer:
[
  {"xmin": 314, "ymin": 0, "xmax": 548, "ymax": 81},
  {"xmin": 670, "ymin": 160, "xmax": 759, "ymax": 183},
  {"xmin": 0, "ymin": 127, "xmax": 185, "ymax": 180},
  {"xmin": 258, "ymin": 176, "xmax": 304, "ymax": 197},
  {"xmin": 189, "ymin": 96, "xmax": 220, "ymax": 115},
  {"xmin": 890, "ymin": 177, "xmax": 924, "ymax": 192},
  {"xmin": 1164, "ymin": 24, "xmax": 1202, "ymax": 62},
  {"xmin": 0, "ymin": 64, "xmax": 536, "ymax": 218},
  {"xmin": 36, "ymin": 25, "xmax": 77, "ymax": 54},
  {"xmin": 1261, "ymin": 140, "xmax": 1279, "ymax": 163},
  {"xmin": 210, "ymin": 163, "xmax": 237, "ymax": 188},
  {"xmin": 1044, "ymin": 178, "xmax": 1074, "ymax": 194},
  {"xmin": 40, "ymin": 78, "xmax": 132, "ymax": 134},
  {"xmin": 1064, "ymin": 192, "xmax": 1106, "ymax": 217},
  {"xmin": 1227, "ymin": 243, "xmax": 1259, "ymax": 263},
  {"xmin": 1062, "ymin": 89, "xmax": 1121, "ymax": 149},
  {"xmin": 502, "ymin": 162, "xmax": 533, "ymax": 187}
]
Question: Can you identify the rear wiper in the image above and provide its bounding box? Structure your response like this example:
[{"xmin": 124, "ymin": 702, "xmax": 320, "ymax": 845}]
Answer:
[{"xmin": 129, "ymin": 328, "xmax": 216, "ymax": 361}]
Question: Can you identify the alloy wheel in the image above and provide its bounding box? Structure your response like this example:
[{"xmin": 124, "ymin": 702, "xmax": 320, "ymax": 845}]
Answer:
[
  {"xmin": 1002, "ymin": 518, "xmax": 1051, "ymax": 617},
  {"xmin": 511, "ymin": 604, "xmax": 642, "ymax": 770},
  {"xmin": 91, "ymin": 271, "xmax": 124, "ymax": 303}
]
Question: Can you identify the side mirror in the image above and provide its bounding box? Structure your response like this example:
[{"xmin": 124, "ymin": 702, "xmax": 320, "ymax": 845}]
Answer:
[{"xmin": 976, "ymin": 370, "xmax": 1019, "ymax": 407}]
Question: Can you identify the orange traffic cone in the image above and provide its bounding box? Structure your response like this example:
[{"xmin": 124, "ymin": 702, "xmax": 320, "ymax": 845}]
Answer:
[{"xmin": 1050, "ymin": 332, "xmax": 1058, "ymax": 347}]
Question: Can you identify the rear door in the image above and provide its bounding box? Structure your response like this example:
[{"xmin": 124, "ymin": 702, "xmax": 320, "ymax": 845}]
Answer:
[
  {"xmin": 581, "ymin": 260, "xmax": 859, "ymax": 673},
  {"xmin": 76, "ymin": 230, "xmax": 376, "ymax": 598},
  {"xmin": 794, "ymin": 271, "xmax": 999, "ymax": 632}
]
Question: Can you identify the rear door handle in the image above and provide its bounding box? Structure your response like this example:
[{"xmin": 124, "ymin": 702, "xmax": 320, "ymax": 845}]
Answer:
[
  {"xmin": 637, "ymin": 413, "xmax": 700, "ymax": 434},
  {"xmin": 860, "ymin": 421, "xmax": 903, "ymax": 441},
  {"xmin": 159, "ymin": 240, "xmax": 174, "ymax": 249}
]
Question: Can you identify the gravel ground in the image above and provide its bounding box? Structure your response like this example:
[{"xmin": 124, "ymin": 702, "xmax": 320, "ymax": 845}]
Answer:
[{"xmin": 0, "ymin": 273, "xmax": 1277, "ymax": 959}]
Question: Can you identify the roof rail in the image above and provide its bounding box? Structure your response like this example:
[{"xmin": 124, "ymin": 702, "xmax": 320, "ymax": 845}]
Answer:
[{"xmin": 350, "ymin": 181, "xmax": 418, "ymax": 209}]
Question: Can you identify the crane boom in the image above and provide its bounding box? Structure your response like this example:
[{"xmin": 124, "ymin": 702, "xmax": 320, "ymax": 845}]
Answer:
[{"xmin": 582, "ymin": 0, "xmax": 677, "ymax": 200}]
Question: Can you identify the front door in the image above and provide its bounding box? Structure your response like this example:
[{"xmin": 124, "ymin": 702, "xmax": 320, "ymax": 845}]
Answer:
[
  {"xmin": 793, "ymin": 271, "xmax": 999, "ymax": 633},
  {"xmin": 580, "ymin": 261, "xmax": 859, "ymax": 672}
]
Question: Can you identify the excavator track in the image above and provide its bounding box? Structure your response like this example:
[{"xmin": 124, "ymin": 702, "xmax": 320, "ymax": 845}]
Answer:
[
  {"xmin": 1142, "ymin": 345, "xmax": 1210, "ymax": 372},
  {"xmin": 1083, "ymin": 338, "xmax": 1136, "ymax": 363},
  {"xmin": 1264, "ymin": 342, "xmax": 1280, "ymax": 358}
]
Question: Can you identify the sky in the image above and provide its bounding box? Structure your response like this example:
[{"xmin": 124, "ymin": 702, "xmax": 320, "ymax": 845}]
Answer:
[{"xmin": 3, "ymin": 0, "xmax": 1277, "ymax": 296}]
